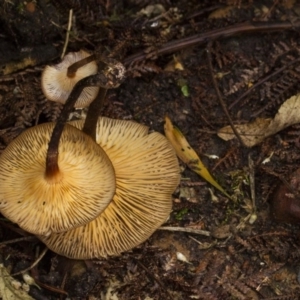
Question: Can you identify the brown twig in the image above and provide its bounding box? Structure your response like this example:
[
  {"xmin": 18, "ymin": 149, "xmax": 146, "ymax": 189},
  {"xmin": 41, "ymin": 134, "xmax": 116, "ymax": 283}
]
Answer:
[
  {"xmin": 124, "ymin": 21, "xmax": 300, "ymax": 66},
  {"xmin": 0, "ymin": 221, "xmax": 33, "ymax": 237},
  {"xmin": 0, "ymin": 236, "xmax": 36, "ymax": 246},
  {"xmin": 206, "ymin": 42, "xmax": 246, "ymax": 147},
  {"xmin": 33, "ymin": 279, "xmax": 68, "ymax": 296},
  {"xmin": 61, "ymin": 9, "xmax": 73, "ymax": 59},
  {"xmin": 159, "ymin": 226, "xmax": 210, "ymax": 236},
  {"xmin": 11, "ymin": 247, "xmax": 48, "ymax": 276}
]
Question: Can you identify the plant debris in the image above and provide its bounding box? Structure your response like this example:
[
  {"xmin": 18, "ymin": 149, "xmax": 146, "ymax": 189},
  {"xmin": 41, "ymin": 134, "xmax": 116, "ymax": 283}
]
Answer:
[
  {"xmin": 218, "ymin": 93, "xmax": 300, "ymax": 147},
  {"xmin": 0, "ymin": 264, "xmax": 34, "ymax": 300},
  {"xmin": 164, "ymin": 115, "xmax": 231, "ymax": 198},
  {"xmin": 1, "ymin": 0, "xmax": 300, "ymax": 299}
]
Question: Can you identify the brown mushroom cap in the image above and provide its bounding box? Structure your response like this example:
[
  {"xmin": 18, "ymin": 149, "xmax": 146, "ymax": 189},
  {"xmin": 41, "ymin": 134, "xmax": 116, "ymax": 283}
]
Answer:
[
  {"xmin": 39, "ymin": 117, "xmax": 180, "ymax": 259},
  {"xmin": 41, "ymin": 50, "xmax": 99, "ymax": 108},
  {"xmin": 0, "ymin": 123, "xmax": 116, "ymax": 236}
]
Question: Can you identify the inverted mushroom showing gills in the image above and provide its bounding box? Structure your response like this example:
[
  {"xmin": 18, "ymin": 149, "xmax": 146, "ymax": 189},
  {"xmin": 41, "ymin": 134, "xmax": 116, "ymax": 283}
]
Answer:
[
  {"xmin": 41, "ymin": 50, "xmax": 99, "ymax": 108},
  {"xmin": 0, "ymin": 123, "xmax": 116, "ymax": 236},
  {"xmin": 39, "ymin": 117, "xmax": 180, "ymax": 259}
]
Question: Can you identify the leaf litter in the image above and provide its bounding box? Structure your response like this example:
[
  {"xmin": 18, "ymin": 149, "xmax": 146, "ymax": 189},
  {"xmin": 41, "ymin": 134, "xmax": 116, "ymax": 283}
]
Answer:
[{"xmin": 218, "ymin": 93, "xmax": 300, "ymax": 147}]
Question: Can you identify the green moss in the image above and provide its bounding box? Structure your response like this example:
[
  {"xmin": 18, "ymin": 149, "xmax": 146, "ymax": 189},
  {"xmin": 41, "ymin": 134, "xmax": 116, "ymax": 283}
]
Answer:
[{"xmin": 175, "ymin": 207, "xmax": 189, "ymax": 220}]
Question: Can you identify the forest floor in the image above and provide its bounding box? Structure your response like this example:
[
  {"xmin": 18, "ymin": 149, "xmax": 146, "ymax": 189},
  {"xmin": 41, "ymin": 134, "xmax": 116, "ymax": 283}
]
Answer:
[{"xmin": 1, "ymin": 0, "xmax": 300, "ymax": 299}]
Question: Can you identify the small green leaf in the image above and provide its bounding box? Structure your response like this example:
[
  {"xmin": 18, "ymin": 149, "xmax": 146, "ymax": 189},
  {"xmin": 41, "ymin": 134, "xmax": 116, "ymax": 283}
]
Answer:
[{"xmin": 181, "ymin": 85, "xmax": 189, "ymax": 97}]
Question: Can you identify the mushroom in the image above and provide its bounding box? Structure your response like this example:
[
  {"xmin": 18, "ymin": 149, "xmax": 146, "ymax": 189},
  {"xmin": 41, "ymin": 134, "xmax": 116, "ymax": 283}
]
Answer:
[
  {"xmin": 43, "ymin": 55, "xmax": 126, "ymax": 185},
  {"xmin": 0, "ymin": 122, "xmax": 116, "ymax": 236},
  {"xmin": 39, "ymin": 117, "xmax": 180, "ymax": 259},
  {"xmin": 41, "ymin": 50, "xmax": 99, "ymax": 108}
]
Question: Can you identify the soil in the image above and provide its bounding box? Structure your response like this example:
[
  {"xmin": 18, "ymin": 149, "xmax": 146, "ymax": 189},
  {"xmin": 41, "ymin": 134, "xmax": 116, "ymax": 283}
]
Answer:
[{"xmin": 1, "ymin": 0, "xmax": 300, "ymax": 299}]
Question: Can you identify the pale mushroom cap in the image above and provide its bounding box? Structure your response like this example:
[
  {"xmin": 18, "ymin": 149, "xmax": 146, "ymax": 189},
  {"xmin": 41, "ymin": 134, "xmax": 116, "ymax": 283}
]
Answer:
[
  {"xmin": 39, "ymin": 117, "xmax": 180, "ymax": 259},
  {"xmin": 41, "ymin": 50, "xmax": 99, "ymax": 108},
  {"xmin": 0, "ymin": 123, "xmax": 116, "ymax": 236}
]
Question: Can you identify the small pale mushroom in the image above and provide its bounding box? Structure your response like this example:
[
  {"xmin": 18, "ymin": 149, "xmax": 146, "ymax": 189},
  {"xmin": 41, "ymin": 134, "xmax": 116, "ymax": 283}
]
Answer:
[
  {"xmin": 41, "ymin": 50, "xmax": 99, "ymax": 108},
  {"xmin": 39, "ymin": 117, "xmax": 180, "ymax": 259},
  {"xmin": 0, "ymin": 123, "xmax": 116, "ymax": 236}
]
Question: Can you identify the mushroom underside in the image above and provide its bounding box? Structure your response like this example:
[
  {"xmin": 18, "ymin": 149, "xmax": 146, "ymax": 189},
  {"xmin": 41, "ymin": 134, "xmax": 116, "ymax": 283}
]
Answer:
[
  {"xmin": 0, "ymin": 122, "xmax": 116, "ymax": 236},
  {"xmin": 41, "ymin": 50, "xmax": 99, "ymax": 107},
  {"xmin": 39, "ymin": 117, "xmax": 180, "ymax": 259}
]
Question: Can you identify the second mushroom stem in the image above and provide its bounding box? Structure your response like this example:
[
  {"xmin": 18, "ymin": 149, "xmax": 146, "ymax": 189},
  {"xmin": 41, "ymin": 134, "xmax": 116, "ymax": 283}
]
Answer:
[
  {"xmin": 82, "ymin": 88, "xmax": 107, "ymax": 140},
  {"xmin": 82, "ymin": 59, "xmax": 109, "ymax": 140}
]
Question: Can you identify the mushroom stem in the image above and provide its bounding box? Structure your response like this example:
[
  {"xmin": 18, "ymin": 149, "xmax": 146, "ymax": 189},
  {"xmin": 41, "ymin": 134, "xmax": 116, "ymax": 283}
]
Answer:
[
  {"xmin": 82, "ymin": 88, "xmax": 108, "ymax": 140},
  {"xmin": 83, "ymin": 59, "xmax": 126, "ymax": 140},
  {"xmin": 67, "ymin": 54, "xmax": 96, "ymax": 78},
  {"xmin": 45, "ymin": 76, "xmax": 92, "ymax": 180},
  {"xmin": 46, "ymin": 59, "xmax": 125, "ymax": 180}
]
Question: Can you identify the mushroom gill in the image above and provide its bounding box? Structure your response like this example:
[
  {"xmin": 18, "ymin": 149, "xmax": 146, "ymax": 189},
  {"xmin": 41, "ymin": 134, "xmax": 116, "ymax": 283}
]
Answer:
[
  {"xmin": 41, "ymin": 50, "xmax": 99, "ymax": 108},
  {"xmin": 0, "ymin": 123, "xmax": 116, "ymax": 236},
  {"xmin": 39, "ymin": 117, "xmax": 180, "ymax": 259}
]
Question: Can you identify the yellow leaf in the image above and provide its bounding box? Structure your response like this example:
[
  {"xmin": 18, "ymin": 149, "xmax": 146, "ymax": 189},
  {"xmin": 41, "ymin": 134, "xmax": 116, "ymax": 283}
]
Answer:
[{"xmin": 164, "ymin": 116, "xmax": 231, "ymax": 198}]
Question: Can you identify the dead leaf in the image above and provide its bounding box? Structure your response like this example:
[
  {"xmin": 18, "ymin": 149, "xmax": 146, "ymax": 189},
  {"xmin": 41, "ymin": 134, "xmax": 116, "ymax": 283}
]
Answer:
[
  {"xmin": 218, "ymin": 94, "xmax": 300, "ymax": 147},
  {"xmin": 0, "ymin": 264, "xmax": 34, "ymax": 300},
  {"xmin": 164, "ymin": 116, "xmax": 231, "ymax": 198},
  {"xmin": 218, "ymin": 118, "xmax": 271, "ymax": 146}
]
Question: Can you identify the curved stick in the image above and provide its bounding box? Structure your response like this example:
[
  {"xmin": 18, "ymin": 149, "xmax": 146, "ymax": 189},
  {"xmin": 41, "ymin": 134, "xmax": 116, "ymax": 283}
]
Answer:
[{"xmin": 124, "ymin": 21, "xmax": 300, "ymax": 66}]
